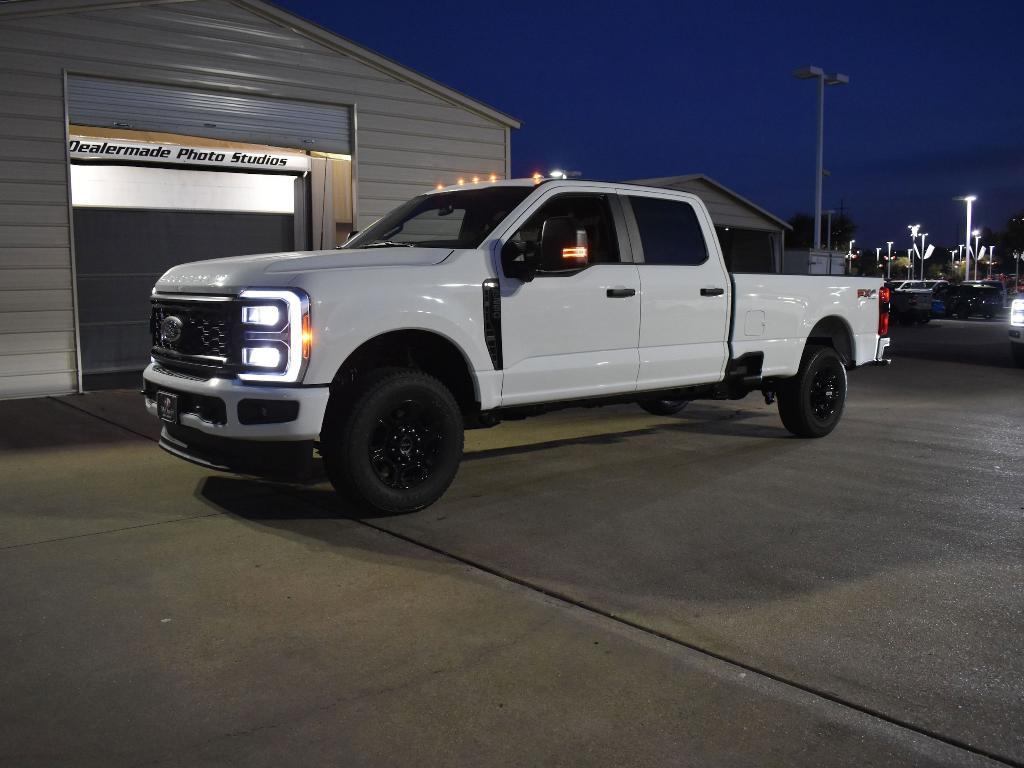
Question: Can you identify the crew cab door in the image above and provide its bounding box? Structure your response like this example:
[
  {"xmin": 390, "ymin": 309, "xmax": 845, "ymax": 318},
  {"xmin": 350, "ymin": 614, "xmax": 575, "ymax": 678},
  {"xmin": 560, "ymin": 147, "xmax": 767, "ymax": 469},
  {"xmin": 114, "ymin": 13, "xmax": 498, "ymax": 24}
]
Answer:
[
  {"xmin": 496, "ymin": 191, "xmax": 640, "ymax": 406},
  {"xmin": 621, "ymin": 191, "xmax": 731, "ymax": 389}
]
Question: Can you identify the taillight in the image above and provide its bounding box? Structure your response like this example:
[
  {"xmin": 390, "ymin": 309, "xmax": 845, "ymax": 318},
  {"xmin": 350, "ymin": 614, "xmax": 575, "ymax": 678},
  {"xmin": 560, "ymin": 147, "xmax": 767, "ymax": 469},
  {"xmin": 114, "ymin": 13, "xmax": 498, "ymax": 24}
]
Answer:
[{"xmin": 878, "ymin": 286, "xmax": 890, "ymax": 336}]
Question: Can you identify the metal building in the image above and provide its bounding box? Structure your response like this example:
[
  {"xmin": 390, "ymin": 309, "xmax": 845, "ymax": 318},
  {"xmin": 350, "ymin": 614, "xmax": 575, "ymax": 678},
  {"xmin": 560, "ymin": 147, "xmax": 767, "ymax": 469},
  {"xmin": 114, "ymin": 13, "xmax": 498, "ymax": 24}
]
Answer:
[
  {"xmin": 0, "ymin": 0, "xmax": 519, "ymax": 397},
  {"xmin": 628, "ymin": 174, "xmax": 789, "ymax": 273}
]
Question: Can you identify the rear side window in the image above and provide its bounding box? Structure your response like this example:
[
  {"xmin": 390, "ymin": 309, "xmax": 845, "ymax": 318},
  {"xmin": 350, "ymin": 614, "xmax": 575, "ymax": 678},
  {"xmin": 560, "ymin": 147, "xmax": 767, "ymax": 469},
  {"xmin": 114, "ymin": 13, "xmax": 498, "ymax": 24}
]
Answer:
[{"xmin": 629, "ymin": 196, "xmax": 708, "ymax": 266}]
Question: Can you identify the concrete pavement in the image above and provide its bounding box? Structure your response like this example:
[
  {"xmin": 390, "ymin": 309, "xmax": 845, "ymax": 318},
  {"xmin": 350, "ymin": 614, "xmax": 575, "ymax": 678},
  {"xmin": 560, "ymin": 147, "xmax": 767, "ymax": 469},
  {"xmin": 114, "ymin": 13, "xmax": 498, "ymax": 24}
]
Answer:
[{"xmin": 1, "ymin": 318, "xmax": 1020, "ymax": 767}]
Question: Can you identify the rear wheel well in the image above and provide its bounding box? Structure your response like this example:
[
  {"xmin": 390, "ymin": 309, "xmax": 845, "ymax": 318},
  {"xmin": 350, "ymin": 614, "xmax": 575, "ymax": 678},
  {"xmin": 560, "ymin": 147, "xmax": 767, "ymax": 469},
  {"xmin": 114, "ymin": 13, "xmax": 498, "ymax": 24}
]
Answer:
[
  {"xmin": 806, "ymin": 316, "xmax": 855, "ymax": 366},
  {"xmin": 329, "ymin": 330, "xmax": 477, "ymax": 416}
]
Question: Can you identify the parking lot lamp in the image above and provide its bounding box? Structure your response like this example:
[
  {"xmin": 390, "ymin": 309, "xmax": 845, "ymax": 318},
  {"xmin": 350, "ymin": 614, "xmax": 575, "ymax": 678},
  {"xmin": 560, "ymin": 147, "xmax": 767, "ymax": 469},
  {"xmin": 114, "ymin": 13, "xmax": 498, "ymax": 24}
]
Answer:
[
  {"xmin": 973, "ymin": 230, "xmax": 981, "ymax": 281},
  {"xmin": 886, "ymin": 241, "xmax": 894, "ymax": 279},
  {"xmin": 908, "ymin": 225, "xmax": 920, "ymax": 279},
  {"xmin": 793, "ymin": 66, "xmax": 848, "ymax": 250},
  {"xmin": 955, "ymin": 196, "xmax": 976, "ymax": 281}
]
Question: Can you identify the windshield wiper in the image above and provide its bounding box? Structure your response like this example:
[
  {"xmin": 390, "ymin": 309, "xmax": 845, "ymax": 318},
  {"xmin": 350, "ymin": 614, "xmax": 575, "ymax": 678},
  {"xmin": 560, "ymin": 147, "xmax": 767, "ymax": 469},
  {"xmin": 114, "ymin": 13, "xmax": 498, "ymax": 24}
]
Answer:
[{"xmin": 362, "ymin": 240, "xmax": 416, "ymax": 248}]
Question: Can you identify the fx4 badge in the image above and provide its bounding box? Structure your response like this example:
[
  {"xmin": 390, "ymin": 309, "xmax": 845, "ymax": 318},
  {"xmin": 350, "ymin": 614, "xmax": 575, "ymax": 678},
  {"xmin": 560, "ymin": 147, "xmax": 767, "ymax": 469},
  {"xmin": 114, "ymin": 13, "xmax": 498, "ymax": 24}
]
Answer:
[{"xmin": 857, "ymin": 289, "xmax": 878, "ymax": 299}]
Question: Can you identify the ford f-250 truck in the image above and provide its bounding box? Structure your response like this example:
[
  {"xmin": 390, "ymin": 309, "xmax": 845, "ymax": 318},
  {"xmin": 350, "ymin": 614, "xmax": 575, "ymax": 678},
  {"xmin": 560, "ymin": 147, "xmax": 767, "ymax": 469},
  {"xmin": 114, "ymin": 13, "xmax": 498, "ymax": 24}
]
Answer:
[{"xmin": 143, "ymin": 179, "xmax": 891, "ymax": 512}]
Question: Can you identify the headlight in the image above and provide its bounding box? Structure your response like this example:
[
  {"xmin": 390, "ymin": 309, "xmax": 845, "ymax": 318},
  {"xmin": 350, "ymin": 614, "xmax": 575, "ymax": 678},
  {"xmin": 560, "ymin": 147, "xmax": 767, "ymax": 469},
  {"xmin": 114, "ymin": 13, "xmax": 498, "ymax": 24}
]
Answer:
[
  {"xmin": 242, "ymin": 346, "xmax": 283, "ymax": 368},
  {"xmin": 1012, "ymin": 299, "xmax": 1024, "ymax": 327},
  {"xmin": 237, "ymin": 289, "xmax": 310, "ymax": 383},
  {"xmin": 242, "ymin": 305, "xmax": 280, "ymax": 326}
]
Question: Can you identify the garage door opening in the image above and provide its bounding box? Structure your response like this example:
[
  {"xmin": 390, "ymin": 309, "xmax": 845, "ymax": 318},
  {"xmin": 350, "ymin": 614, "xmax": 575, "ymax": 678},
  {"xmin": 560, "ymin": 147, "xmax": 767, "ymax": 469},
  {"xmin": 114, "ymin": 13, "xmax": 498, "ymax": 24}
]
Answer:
[{"xmin": 67, "ymin": 129, "xmax": 356, "ymax": 389}]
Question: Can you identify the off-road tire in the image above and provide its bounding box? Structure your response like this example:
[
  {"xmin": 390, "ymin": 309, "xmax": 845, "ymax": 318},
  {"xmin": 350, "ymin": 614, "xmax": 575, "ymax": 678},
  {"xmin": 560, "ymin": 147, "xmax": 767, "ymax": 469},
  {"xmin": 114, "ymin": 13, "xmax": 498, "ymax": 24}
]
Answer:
[
  {"xmin": 322, "ymin": 368, "xmax": 463, "ymax": 514},
  {"xmin": 639, "ymin": 399, "xmax": 690, "ymax": 416},
  {"xmin": 776, "ymin": 346, "xmax": 847, "ymax": 438}
]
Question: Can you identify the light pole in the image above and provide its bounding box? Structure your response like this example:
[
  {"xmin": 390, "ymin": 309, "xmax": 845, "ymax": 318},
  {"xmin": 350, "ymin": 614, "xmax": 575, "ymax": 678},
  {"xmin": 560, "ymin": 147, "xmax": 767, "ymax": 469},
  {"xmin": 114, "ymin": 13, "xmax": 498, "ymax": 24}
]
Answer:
[
  {"xmin": 1014, "ymin": 251, "xmax": 1022, "ymax": 289},
  {"xmin": 793, "ymin": 66, "xmax": 849, "ymax": 251},
  {"xmin": 824, "ymin": 209, "xmax": 836, "ymax": 251},
  {"xmin": 886, "ymin": 241, "xmax": 893, "ymax": 279},
  {"xmin": 908, "ymin": 225, "xmax": 920, "ymax": 279},
  {"xmin": 973, "ymin": 230, "xmax": 981, "ymax": 281},
  {"xmin": 956, "ymin": 196, "xmax": 976, "ymax": 282},
  {"xmin": 988, "ymin": 246, "xmax": 995, "ymax": 278},
  {"xmin": 920, "ymin": 232, "xmax": 929, "ymax": 278}
]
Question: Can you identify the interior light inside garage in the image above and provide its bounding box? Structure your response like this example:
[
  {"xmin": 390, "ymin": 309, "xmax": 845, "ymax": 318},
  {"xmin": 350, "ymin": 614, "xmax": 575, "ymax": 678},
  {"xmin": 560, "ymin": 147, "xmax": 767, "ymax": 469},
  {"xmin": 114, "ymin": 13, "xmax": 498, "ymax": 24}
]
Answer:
[{"xmin": 70, "ymin": 165, "xmax": 296, "ymax": 213}]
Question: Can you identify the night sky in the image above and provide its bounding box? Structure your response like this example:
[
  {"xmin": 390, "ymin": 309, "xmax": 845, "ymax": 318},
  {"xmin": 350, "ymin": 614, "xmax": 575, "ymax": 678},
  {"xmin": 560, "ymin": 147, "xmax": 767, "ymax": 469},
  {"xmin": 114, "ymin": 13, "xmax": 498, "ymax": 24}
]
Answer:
[{"xmin": 276, "ymin": 0, "xmax": 1022, "ymax": 252}]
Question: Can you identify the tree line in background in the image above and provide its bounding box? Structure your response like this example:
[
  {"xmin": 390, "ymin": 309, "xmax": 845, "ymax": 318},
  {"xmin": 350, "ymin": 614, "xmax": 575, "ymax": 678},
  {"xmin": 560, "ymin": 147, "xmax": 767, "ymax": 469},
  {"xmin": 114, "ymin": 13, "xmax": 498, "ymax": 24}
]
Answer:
[{"xmin": 787, "ymin": 209, "xmax": 1024, "ymax": 281}]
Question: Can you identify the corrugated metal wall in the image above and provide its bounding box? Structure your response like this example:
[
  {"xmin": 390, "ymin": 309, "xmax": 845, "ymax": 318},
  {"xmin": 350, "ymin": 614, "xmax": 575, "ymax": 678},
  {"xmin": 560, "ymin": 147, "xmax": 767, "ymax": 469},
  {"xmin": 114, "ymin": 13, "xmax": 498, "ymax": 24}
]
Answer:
[{"xmin": 0, "ymin": 0, "xmax": 512, "ymax": 398}]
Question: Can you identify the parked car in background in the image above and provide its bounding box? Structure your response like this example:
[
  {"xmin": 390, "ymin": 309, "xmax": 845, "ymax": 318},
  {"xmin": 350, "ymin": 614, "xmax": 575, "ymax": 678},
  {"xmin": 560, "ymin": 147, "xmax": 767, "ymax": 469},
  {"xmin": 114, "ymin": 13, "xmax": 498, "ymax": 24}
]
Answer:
[
  {"xmin": 941, "ymin": 283, "xmax": 1002, "ymax": 319},
  {"xmin": 885, "ymin": 280, "xmax": 932, "ymax": 324},
  {"xmin": 977, "ymin": 280, "xmax": 1007, "ymax": 307},
  {"xmin": 1010, "ymin": 299, "xmax": 1024, "ymax": 366},
  {"xmin": 931, "ymin": 284, "xmax": 949, "ymax": 317}
]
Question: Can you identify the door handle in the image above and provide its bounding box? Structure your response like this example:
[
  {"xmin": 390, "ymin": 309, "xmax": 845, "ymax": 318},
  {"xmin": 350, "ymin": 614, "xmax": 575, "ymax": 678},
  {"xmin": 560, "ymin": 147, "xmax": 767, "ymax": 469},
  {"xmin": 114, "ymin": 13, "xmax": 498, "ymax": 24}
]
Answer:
[
  {"xmin": 700, "ymin": 287, "xmax": 725, "ymax": 297},
  {"xmin": 606, "ymin": 287, "xmax": 636, "ymax": 298}
]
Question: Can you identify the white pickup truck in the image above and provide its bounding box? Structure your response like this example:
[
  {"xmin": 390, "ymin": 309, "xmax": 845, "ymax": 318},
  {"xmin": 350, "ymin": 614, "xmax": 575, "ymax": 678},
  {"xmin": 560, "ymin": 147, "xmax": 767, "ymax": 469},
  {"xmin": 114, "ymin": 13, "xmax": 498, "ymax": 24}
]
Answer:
[{"xmin": 143, "ymin": 179, "xmax": 891, "ymax": 512}]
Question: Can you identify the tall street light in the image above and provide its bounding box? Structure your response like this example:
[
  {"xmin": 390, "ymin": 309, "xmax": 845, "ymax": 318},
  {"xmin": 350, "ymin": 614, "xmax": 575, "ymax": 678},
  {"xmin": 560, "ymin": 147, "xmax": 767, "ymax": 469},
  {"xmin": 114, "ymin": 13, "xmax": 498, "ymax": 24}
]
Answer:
[
  {"xmin": 908, "ymin": 224, "xmax": 920, "ymax": 280},
  {"xmin": 920, "ymin": 232, "xmax": 929, "ymax": 278},
  {"xmin": 955, "ymin": 196, "xmax": 976, "ymax": 282},
  {"xmin": 973, "ymin": 230, "xmax": 982, "ymax": 281},
  {"xmin": 793, "ymin": 66, "xmax": 849, "ymax": 251},
  {"xmin": 886, "ymin": 241, "xmax": 893, "ymax": 279}
]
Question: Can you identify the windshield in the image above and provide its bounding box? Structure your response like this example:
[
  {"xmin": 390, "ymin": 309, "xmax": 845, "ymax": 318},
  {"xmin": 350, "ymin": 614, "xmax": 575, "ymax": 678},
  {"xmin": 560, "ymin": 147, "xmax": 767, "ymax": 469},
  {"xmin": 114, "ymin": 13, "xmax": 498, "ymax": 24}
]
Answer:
[{"xmin": 344, "ymin": 187, "xmax": 534, "ymax": 250}]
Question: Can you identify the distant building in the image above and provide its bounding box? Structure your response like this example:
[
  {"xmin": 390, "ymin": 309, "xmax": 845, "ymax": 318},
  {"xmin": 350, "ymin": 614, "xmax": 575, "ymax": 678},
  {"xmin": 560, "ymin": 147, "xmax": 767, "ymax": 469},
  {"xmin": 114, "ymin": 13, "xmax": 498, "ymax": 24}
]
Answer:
[
  {"xmin": 0, "ymin": 0, "xmax": 519, "ymax": 397},
  {"xmin": 628, "ymin": 174, "xmax": 790, "ymax": 273}
]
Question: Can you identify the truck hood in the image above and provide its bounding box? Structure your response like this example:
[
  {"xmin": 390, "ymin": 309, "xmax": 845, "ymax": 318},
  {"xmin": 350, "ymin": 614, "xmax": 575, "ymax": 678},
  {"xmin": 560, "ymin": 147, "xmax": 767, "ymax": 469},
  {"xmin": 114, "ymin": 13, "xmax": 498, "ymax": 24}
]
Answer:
[{"xmin": 154, "ymin": 247, "xmax": 453, "ymax": 294}]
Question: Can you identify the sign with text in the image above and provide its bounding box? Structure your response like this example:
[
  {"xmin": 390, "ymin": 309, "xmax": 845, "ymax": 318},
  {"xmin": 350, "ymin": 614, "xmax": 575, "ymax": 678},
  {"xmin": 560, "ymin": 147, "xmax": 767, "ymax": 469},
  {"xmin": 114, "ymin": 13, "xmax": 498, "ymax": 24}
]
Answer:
[{"xmin": 68, "ymin": 137, "xmax": 310, "ymax": 173}]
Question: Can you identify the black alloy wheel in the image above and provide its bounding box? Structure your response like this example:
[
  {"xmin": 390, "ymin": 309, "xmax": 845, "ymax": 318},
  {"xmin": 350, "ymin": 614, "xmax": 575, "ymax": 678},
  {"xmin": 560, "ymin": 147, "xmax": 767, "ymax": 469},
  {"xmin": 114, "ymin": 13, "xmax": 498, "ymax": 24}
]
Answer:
[
  {"xmin": 322, "ymin": 368, "xmax": 464, "ymax": 514},
  {"xmin": 369, "ymin": 399, "xmax": 443, "ymax": 490},
  {"xmin": 639, "ymin": 398, "xmax": 690, "ymax": 416},
  {"xmin": 808, "ymin": 367, "xmax": 841, "ymax": 422},
  {"xmin": 777, "ymin": 345, "xmax": 847, "ymax": 438}
]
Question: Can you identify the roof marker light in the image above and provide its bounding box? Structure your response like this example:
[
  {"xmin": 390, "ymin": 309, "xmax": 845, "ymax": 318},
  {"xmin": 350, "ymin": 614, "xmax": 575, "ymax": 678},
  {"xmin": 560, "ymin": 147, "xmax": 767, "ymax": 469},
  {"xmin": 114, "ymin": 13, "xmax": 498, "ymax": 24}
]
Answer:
[{"xmin": 489, "ymin": 173, "xmax": 497, "ymax": 182}]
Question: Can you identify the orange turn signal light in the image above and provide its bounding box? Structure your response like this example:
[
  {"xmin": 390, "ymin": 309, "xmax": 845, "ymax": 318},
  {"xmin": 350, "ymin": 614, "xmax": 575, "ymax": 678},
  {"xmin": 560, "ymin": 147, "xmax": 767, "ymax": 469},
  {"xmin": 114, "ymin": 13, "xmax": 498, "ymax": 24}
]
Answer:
[
  {"xmin": 301, "ymin": 313, "xmax": 312, "ymax": 359},
  {"xmin": 562, "ymin": 246, "xmax": 588, "ymax": 262}
]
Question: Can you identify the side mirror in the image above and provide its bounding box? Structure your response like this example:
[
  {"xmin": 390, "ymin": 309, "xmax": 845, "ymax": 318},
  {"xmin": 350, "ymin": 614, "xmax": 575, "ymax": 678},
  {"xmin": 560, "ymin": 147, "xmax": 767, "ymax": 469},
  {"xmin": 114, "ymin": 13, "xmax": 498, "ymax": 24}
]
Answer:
[
  {"xmin": 501, "ymin": 238, "xmax": 539, "ymax": 282},
  {"xmin": 540, "ymin": 216, "xmax": 589, "ymax": 272}
]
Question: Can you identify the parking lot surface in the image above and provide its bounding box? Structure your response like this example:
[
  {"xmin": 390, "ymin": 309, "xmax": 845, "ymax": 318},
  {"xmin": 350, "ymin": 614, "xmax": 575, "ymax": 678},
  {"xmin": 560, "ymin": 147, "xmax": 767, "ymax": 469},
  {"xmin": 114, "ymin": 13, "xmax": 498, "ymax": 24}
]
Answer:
[{"xmin": 1, "ymin": 318, "xmax": 1020, "ymax": 767}]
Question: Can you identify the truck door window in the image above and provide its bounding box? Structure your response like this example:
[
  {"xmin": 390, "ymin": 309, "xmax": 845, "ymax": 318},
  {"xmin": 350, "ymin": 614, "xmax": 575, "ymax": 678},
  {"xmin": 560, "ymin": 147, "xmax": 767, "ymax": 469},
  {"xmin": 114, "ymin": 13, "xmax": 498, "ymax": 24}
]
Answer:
[
  {"xmin": 628, "ymin": 196, "xmax": 708, "ymax": 266},
  {"xmin": 510, "ymin": 195, "xmax": 620, "ymax": 264}
]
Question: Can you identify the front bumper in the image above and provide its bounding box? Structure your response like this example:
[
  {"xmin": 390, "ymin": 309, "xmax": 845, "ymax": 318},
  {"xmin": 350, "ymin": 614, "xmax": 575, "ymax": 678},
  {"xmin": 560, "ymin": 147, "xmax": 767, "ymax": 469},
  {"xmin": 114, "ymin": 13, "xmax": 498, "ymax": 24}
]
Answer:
[
  {"xmin": 1010, "ymin": 328, "xmax": 1022, "ymax": 344},
  {"xmin": 142, "ymin": 363, "xmax": 329, "ymax": 441}
]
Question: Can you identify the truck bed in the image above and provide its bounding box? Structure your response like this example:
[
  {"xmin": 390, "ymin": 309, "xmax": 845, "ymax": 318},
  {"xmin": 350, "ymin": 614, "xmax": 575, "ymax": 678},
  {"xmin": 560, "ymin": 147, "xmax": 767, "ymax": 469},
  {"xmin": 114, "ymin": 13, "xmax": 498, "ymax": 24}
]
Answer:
[{"xmin": 730, "ymin": 274, "xmax": 883, "ymax": 377}]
